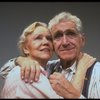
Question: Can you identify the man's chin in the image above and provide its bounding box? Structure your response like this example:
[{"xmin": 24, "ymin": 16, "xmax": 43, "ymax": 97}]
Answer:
[{"xmin": 59, "ymin": 55, "xmax": 75, "ymax": 61}]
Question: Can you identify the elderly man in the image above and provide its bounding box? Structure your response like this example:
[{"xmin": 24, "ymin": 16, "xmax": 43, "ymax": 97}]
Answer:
[{"xmin": 0, "ymin": 12, "xmax": 100, "ymax": 98}]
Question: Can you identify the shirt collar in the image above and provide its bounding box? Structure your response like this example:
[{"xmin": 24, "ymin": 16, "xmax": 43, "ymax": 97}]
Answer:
[{"xmin": 60, "ymin": 61, "xmax": 77, "ymax": 74}]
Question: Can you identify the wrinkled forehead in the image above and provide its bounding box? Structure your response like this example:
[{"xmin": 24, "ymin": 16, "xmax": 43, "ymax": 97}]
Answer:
[
  {"xmin": 50, "ymin": 20, "xmax": 77, "ymax": 34},
  {"xmin": 33, "ymin": 26, "xmax": 49, "ymax": 35}
]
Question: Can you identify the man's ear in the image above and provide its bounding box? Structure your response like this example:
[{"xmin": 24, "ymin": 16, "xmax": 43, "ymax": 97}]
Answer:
[{"xmin": 81, "ymin": 34, "xmax": 86, "ymax": 47}]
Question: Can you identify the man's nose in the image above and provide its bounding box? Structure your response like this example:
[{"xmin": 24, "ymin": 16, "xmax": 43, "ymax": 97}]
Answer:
[{"xmin": 62, "ymin": 34, "xmax": 69, "ymax": 44}]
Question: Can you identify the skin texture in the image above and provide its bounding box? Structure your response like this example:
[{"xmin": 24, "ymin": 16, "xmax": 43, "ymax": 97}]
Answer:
[
  {"xmin": 24, "ymin": 26, "xmax": 53, "ymax": 64},
  {"xmin": 50, "ymin": 21, "xmax": 85, "ymax": 69}
]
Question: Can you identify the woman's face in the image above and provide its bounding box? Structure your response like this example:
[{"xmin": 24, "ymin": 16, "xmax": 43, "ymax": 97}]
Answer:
[{"xmin": 24, "ymin": 26, "xmax": 53, "ymax": 62}]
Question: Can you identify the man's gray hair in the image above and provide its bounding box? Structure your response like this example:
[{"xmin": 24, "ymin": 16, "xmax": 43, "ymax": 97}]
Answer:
[{"xmin": 48, "ymin": 12, "xmax": 83, "ymax": 32}]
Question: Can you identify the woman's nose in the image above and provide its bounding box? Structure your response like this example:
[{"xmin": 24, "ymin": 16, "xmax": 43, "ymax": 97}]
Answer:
[{"xmin": 42, "ymin": 37, "xmax": 49, "ymax": 44}]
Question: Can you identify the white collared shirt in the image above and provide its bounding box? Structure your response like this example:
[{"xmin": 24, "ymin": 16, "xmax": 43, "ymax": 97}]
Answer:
[{"xmin": 61, "ymin": 61, "xmax": 76, "ymax": 81}]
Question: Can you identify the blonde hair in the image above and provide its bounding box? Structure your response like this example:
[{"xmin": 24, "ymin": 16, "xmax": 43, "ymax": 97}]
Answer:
[
  {"xmin": 18, "ymin": 22, "xmax": 47, "ymax": 56},
  {"xmin": 48, "ymin": 12, "xmax": 83, "ymax": 32}
]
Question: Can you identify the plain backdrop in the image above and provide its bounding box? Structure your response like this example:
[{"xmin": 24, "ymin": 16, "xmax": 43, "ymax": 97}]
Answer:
[
  {"xmin": 0, "ymin": 2, "xmax": 100, "ymax": 67},
  {"xmin": 0, "ymin": 2, "xmax": 100, "ymax": 92}
]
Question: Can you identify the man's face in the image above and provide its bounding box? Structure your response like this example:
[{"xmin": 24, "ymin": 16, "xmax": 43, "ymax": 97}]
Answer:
[
  {"xmin": 50, "ymin": 20, "xmax": 85, "ymax": 61},
  {"xmin": 24, "ymin": 26, "xmax": 53, "ymax": 61}
]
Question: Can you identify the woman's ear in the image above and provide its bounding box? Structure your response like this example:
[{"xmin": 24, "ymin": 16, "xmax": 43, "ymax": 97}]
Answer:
[{"xmin": 23, "ymin": 45, "xmax": 30, "ymax": 55}]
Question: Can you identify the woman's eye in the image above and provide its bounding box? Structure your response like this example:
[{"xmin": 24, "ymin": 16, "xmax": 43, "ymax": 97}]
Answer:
[{"xmin": 35, "ymin": 36, "xmax": 42, "ymax": 40}]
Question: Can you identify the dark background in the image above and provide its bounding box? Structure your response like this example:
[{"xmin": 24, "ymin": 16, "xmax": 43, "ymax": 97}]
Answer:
[{"xmin": 0, "ymin": 2, "xmax": 100, "ymax": 67}]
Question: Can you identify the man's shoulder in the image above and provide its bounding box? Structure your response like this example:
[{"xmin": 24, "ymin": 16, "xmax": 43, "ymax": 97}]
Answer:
[
  {"xmin": 0, "ymin": 58, "xmax": 16, "ymax": 78},
  {"xmin": 90, "ymin": 61, "xmax": 100, "ymax": 78},
  {"xmin": 95, "ymin": 61, "xmax": 100, "ymax": 65},
  {"xmin": 93, "ymin": 61, "xmax": 100, "ymax": 70},
  {"xmin": 0, "ymin": 58, "xmax": 16, "ymax": 73}
]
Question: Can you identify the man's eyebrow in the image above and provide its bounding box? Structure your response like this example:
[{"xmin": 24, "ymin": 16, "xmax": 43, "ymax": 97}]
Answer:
[
  {"xmin": 64, "ymin": 29, "xmax": 77, "ymax": 33},
  {"xmin": 53, "ymin": 30, "xmax": 63, "ymax": 37},
  {"xmin": 64, "ymin": 29, "xmax": 80, "ymax": 35},
  {"xmin": 54, "ymin": 30, "xmax": 63, "ymax": 34}
]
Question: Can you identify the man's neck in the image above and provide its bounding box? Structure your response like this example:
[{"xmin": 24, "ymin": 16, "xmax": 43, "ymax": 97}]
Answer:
[
  {"xmin": 61, "ymin": 59, "xmax": 75, "ymax": 69},
  {"xmin": 60, "ymin": 52, "xmax": 84, "ymax": 69}
]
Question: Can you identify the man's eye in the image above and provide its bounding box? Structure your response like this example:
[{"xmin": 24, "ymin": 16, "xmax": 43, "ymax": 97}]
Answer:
[
  {"xmin": 67, "ymin": 31, "xmax": 76, "ymax": 35},
  {"xmin": 65, "ymin": 31, "xmax": 78, "ymax": 37},
  {"xmin": 54, "ymin": 32, "xmax": 63, "ymax": 39}
]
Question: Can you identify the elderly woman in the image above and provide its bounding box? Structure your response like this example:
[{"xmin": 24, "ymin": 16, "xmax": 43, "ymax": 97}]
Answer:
[{"xmin": 1, "ymin": 22, "xmax": 62, "ymax": 98}]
